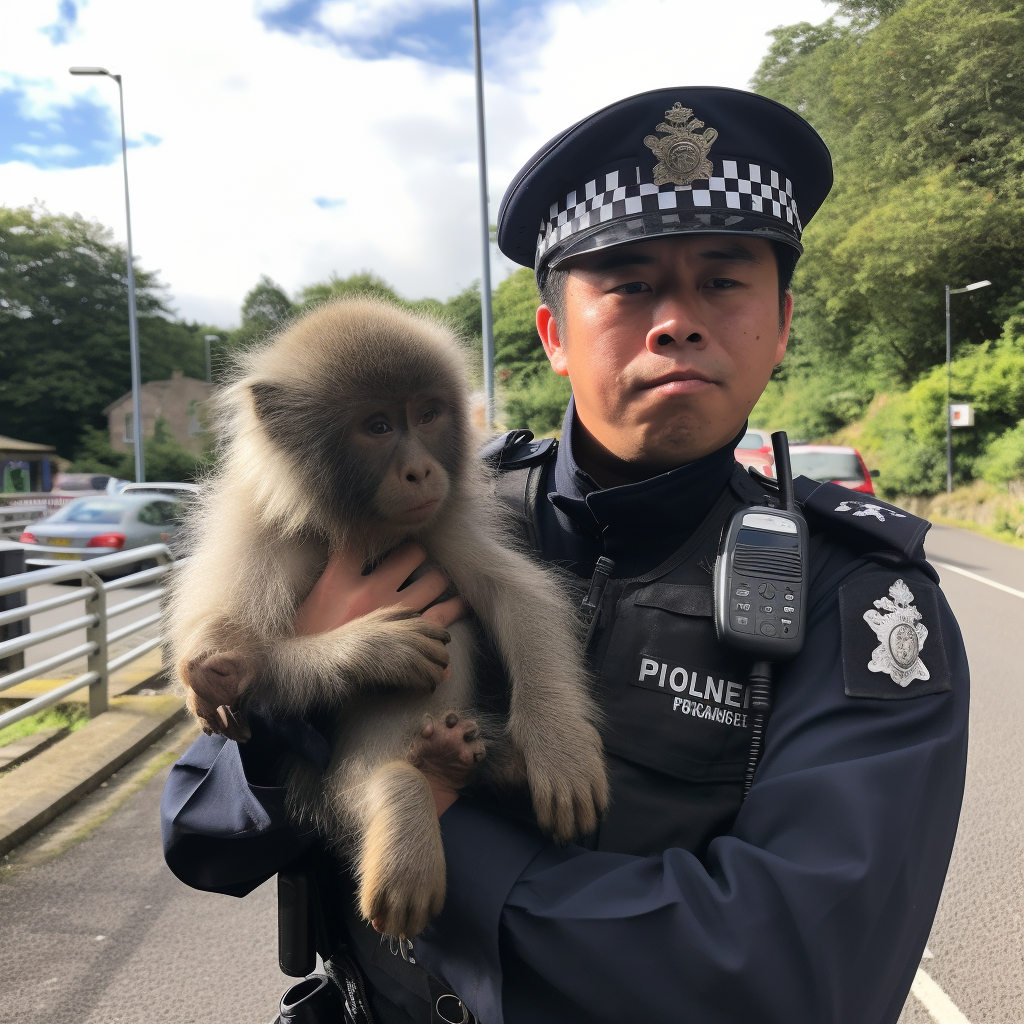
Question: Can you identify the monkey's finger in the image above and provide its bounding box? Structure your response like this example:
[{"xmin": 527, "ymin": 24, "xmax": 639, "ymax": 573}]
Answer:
[
  {"xmin": 421, "ymin": 715, "xmax": 435, "ymax": 737},
  {"xmin": 422, "ymin": 595, "xmax": 469, "ymax": 629},
  {"xmin": 445, "ymin": 712, "xmax": 460, "ymax": 728}
]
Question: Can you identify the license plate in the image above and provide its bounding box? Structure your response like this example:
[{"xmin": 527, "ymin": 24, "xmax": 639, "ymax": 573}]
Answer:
[
  {"xmin": 51, "ymin": 552, "xmax": 79, "ymax": 560},
  {"xmin": 48, "ymin": 537, "xmax": 73, "ymax": 546}
]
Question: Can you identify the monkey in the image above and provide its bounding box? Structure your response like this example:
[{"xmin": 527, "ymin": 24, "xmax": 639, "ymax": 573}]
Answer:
[{"xmin": 166, "ymin": 297, "xmax": 608, "ymax": 939}]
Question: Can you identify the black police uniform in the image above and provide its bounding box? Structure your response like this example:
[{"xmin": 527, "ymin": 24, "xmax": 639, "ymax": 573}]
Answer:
[{"xmin": 161, "ymin": 87, "xmax": 970, "ymax": 1024}]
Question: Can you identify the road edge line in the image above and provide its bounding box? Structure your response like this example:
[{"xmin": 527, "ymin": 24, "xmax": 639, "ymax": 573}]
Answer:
[
  {"xmin": 932, "ymin": 560, "xmax": 1024, "ymax": 600},
  {"xmin": 911, "ymin": 968, "xmax": 972, "ymax": 1024}
]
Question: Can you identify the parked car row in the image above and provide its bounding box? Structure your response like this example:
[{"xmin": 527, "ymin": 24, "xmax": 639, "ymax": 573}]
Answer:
[{"xmin": 735, "ymin": 432, "xmax": 878, "ymax": 495}]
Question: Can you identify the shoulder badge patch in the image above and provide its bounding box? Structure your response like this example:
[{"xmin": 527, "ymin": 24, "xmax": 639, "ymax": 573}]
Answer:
[
  {"xmin": 835, "ymin": 499, "xmax": 907, "ymax": 523},
  {"xmin": 839, "ymin": 572, "xmax": 951, "ymax": 699}
]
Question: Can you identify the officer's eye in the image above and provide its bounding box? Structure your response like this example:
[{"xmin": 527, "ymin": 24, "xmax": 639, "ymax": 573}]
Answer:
[
  {"xmin": 706, "ymin": 277, "xmax": 740, "ymax": 289},
  {"xmin": 367, "ymin": 420, "xmax": 393, "ymax": 436},
  {"xmin": 617, "ymin": 281, "xmax": 651, "ymax": 295}
]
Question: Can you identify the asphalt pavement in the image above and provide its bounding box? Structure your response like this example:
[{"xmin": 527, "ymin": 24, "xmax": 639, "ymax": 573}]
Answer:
[
  {"xmin": 0, "ymin": 523, "xmax": 1020, "ymax": 1023},
  {"xmin": 0, "ymin": 722, "xmax": 291, "ymax": 1024}
]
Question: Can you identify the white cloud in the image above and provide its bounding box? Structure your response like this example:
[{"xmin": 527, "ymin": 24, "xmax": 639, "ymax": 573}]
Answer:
[{"xmin": 1, "ymin": 0, "xmax": 836, "ymax": 328}]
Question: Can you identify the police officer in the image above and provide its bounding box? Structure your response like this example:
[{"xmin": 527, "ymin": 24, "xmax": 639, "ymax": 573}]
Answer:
[{"xmin": 162, "ymin": 87, "xmax": 969, "ymax": 1024}]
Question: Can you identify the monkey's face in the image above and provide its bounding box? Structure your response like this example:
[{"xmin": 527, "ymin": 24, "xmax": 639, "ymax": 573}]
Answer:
[{"xmin": 350, "ymin": 393, "xmax": 453, "ymax": 533}]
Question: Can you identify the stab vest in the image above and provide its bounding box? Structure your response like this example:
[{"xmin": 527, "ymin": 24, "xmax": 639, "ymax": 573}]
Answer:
[{"xmin": 484, "ymin": 429, "xmax": 933, "ymax": 861}]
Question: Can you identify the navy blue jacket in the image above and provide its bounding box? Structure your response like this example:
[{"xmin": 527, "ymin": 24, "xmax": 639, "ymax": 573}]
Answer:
[{"xmin": 162, "ymin": 405, "xmax": 969, "ymax": 1024}]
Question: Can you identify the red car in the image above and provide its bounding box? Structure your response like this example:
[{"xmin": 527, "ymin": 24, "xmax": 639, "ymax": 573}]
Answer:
[
  {"xmin": 787, "ymin": 444, "xmax": 877, "ymax": 494},
  {"xmin": 734, "ymin": 428, "xmax": 775, "ymax": 476}
]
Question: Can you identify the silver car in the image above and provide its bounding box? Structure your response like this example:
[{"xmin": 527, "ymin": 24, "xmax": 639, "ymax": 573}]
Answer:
[{"xmin": 20, "ymin": 493, "xmax": 183, "ymax": 572}]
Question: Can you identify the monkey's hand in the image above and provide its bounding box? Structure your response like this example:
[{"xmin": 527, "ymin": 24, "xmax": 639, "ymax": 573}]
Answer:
[
  {"xmin": 519, "ymin": 719, "xmax": 609, "ymax": 844},
  {"xmin": 182, "ymin": 653, "xmax": 254, "ymax": 742},
  {"xmin": 323, "ymin": 605, "xmax": 452, "ymax": 694},
  {"xmin": 410, "ymin": 712, "xmax": 486, "ymax": 812}
]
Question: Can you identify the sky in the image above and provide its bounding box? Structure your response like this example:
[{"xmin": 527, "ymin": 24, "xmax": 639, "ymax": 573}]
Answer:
[{"xmin": 1, "ymin": 0, "xmax": 838, "ymax": 328}]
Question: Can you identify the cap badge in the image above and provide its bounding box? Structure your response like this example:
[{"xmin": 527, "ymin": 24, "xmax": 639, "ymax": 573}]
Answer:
[
  {"xmin": 644, "ymin": 103, "xmax": 718, "ymax": 187},
  {"xmin": 863, "ymin": 579, "xmax": 930, "ymax": 686}
]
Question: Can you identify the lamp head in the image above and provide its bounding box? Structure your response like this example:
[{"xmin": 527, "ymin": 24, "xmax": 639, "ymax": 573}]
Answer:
[
  {"xmin": 69, "ymin": 66, "xmax": 110, "ymax": 76},
  {"xmin": 965, "ymin": 280, "xmax": 992, "ymax": 291}
]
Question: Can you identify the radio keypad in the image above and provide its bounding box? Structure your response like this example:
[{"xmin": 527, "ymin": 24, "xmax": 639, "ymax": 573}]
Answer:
[{"xmin": 730, "ymin": 576, "xmax": 800, "ymax": 640}]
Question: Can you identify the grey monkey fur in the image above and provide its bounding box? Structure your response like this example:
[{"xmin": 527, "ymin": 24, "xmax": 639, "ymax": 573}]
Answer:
[{"xmin": 167, "ymin": 297, "xmax": 608, "ymax": 938}]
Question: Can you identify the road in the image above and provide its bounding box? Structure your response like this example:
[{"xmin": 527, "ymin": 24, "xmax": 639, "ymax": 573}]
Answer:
[
  {"xmin": 22, "ymin": 578, "xmax": 163, "ymax": 680},
  {"xmin": 0, "ymin": 523, "xmax": 1021, "ymax": 1023}
]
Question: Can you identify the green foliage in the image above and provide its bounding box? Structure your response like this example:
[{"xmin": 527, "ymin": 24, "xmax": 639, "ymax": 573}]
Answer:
[
  {"xmin": 0, "ymin": 205, "xmax": 208, "ymax": 458},
  {"xmin": 976, "ymin": 420, "xmax": 1024, "ymax": 486},
  {"xmin": 752, "ymin": 0, "xmax": 1024, "ymax": 433},
  {"xmin": 845, "ymin": 313, "xmax": 1024, "ymax": 495},
  {"xmin": 502, "ymin": 371, "xmax": 572, "ymax": 435},
  {"xmin": 493, "ymin": 268, "xmax": 545, "ymax": 375},
  {"xmin": 228, "ymin": 275, "xmax": 296, "ymax": 351},
  {"xmin": 69, "ymin": 417, "xmax": 203, "ymax": 482}
]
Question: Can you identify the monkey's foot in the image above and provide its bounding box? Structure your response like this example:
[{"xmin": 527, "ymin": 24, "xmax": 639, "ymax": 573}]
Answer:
[
  {"xmin": 183, "ymin": 653, "xmax": 252, "ymax": 741},
  {"xmin": 358, "ymin": 762, "xmax": 447, "ymax": 938},
  {"xmin": 521, "ymin": 721, "xmax": 609, "ymax": 844},
  {"xmin": 410, "ymin": 712, "xmax": 486, "ymax": 790}
]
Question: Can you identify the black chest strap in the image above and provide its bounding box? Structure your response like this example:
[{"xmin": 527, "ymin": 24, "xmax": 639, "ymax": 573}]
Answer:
[{"xmin": 481, "ymin": 430, "xmax": 558, "ymax": 553}]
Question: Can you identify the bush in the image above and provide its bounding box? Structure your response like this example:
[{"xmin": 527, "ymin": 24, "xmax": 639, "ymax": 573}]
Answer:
[
  {"xmin": 501, "ymin": 370, "xmax": 572, "ymax": 436},
  {"xmin": 976, "ymin": 420, "xmax": 1024, "ymax": 487}
]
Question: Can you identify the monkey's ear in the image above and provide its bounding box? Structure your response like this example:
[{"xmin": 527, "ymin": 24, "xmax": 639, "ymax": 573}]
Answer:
[{"xmin": 250, "ymin": 382, "xmax": 289, "ymax": 422}]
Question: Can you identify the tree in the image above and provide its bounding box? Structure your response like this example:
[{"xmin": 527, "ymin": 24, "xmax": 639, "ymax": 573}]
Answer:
[
  {"xmin": 229, "ymin": 275, "xmax": 296, "ymax": 350},
  {"xmin": 493, "ymin": 268, "xmax": 546, "ymax": 376},
  {"xmin": 0, "ymin": 204, "xmax": 207, "ymax": 457},
  {"xmin": 751, "ymin": 0, "xmax": 1024, "ymax": 440}
]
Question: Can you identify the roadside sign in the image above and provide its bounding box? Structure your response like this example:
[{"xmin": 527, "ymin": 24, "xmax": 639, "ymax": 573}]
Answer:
[{"xmin": 950, "ymin": 404, "xmax": 974, "ymax": 427}]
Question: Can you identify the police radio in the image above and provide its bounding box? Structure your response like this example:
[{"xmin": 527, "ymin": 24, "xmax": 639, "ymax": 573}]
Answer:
[{"xmin": 714, "ymin": 431, "xmax": 808, "ymax": 796}]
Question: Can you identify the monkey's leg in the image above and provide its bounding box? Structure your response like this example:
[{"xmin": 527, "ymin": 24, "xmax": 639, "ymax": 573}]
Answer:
[{"xmin": 356, "ymin": 761, "xmax": 446, "ymax": 939}]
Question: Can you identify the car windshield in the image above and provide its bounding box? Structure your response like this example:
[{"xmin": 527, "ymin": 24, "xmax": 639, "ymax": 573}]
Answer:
[
  {"xmin": 736, "ymin": 432, "xmax": 766, "ymax": 450},
  {"xmin": 790, "ymin": 451, "xmax": 863, "ymax": 482},
  {"xmin": 48, "ymin": 499, "xmax": 126, "ymax": 525}
]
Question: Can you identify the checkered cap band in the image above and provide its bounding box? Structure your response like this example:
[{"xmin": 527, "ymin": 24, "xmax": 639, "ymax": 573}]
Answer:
[{"xmin": 536, "ymin": 158, "xmax": 802, "ymax": 264}]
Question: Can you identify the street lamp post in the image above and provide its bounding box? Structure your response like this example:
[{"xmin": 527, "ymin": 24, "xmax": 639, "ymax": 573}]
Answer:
[
  {"xmin": 471, "ymin": 0, "xmax": 495, "ymax": 429},
  {"xmin": 945, "ymin": 279, "xmax": 991, "ymax": 493},
  {"xmin": 69, "ymin": 66, "xmax": 145, "ymax": 483},
  {"xmin": 203, "ymin": 335, "xmax": 218, "ymax": 384}
]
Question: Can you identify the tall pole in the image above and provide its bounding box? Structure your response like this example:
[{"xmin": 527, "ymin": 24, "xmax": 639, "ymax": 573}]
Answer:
[
  {"xmin": 204, "ymin": 335, "xmax": 218, "ymax": 384},
  {"xmin": 472, "ymin": 0, "xmax": 495, "ymax": 429},
  {"xmin": 945, "ymin": 284, "xmax": 952, "ymax": 494},
  {"xmin": 113, "ymin": 75, "xmax": 145, "ymax": 483}
]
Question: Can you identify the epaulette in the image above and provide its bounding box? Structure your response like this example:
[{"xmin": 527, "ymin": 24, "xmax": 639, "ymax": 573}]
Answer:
[
  {"xmin": 479, "ymin": 429, "xmax": 558, "ymax": 470},
  {"xmin": 793, "ymin": 477, "xmax": 930, "ymax": 561}
]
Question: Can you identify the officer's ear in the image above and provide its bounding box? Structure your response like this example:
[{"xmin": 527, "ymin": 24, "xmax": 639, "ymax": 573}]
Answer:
[
  {"xmin": 775, "ymin": 291, "xmax": 793, "ymax": 366},
  {"xmin": 537, "ymin": 304, "xmax": 569, "ymax": 376}
]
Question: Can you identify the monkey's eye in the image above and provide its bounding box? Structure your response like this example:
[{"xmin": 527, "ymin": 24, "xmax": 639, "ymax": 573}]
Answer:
[
  {"xmin": 367, "ymin": 420, "xmax": 393, "ymax": 436},
  {"xmin": 419, "ymin": 409, "xmax": 437, "ymax": 425}
]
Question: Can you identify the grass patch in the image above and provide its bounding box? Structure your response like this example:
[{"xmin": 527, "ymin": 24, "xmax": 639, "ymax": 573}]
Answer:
[{"xmin": 0, "ymin": 705, "xmax": 89, "ymax": 749}]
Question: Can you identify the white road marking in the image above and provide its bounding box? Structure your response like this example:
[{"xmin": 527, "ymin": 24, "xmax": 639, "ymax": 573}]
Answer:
[
  {"xmin": 932, "ymin": 560, "xmax": 1024, "ymax": 600},
  {"xmin": 912, "ymin": 968, "xmax": 972, "ymax": 1024}
]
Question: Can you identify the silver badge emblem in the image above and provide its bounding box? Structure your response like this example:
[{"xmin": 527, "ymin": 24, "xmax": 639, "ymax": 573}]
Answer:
[
  {"xmin": 863, "ymin": 579, "xmax": 929, "ymax": 686},
  {"xmin": 835, "ymin": 500, "xmax": 907, "ymax": 523}
]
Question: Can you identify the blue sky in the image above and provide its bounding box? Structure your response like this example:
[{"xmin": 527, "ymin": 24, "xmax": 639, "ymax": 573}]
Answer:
[
  {"xmin": 260, "ymin": 0, "xmax": 553, "ymax": 66},
  {"xmin": 1, "ymin": 0, "xmax": 837, "ymax": 327}
]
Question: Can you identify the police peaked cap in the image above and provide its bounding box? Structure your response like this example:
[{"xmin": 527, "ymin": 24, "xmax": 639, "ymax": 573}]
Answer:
[{"xmin": 497, "ymin": 86, "xmax": 833, "ymax": 279}]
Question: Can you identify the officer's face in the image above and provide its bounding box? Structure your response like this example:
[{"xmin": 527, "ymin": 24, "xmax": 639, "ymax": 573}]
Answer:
[{"xmin": 537, "ymin": 235, "xmax": 792, "ymax": 485}]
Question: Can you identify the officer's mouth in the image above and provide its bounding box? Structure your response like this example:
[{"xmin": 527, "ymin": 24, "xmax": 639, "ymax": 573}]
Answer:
[{"xmin": 639, "ymin": 370, "xmax": 717, "ymax": 395}]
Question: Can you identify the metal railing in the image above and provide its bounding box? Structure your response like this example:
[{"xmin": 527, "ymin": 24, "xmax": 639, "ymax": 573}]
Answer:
[{"xmin": 0, "ymin": 543, "xmax": 173, "ymax": 731}]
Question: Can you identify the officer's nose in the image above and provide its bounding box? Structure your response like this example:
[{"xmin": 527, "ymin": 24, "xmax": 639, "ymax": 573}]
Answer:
[{"xmin": 644, "ymin": 295, "xmax": 707, "ymax": 354}]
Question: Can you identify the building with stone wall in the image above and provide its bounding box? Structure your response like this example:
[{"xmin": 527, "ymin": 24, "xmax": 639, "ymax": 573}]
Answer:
[{"xmin": 103, "ymin": 371, "xmax": 214, "ymax": 455}]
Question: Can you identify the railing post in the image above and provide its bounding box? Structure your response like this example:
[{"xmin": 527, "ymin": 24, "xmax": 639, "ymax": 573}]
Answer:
[
  {"xmin": 83, "ymin": 568, "xmax": 108, "ymax": 717},
  {"xmin": 0, "ymin": 542, "xmax": 27, "ymax": 677}
]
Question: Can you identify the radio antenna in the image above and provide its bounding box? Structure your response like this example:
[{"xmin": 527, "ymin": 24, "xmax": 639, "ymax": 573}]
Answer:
[{"xmin": 771, "ymin": 431, "xmax": 795, "ymax": 512}]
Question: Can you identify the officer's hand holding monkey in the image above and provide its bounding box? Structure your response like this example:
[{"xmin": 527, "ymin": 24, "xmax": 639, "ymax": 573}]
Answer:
[{"xmin": 167, "ymin": 298, "xmax": 608, "ymax": 938}]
